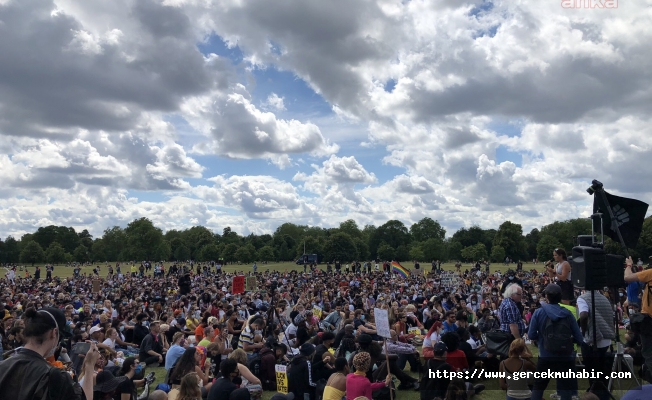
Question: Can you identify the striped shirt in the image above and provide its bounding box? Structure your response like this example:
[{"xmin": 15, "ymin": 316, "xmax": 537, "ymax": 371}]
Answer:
[
  {"xmin": 499, "ymin": 297, "xmax": 526, "ymax": 337},
  {"xmin": 238, "ymin": 326, "xmax": 255, "ymax": 354}
]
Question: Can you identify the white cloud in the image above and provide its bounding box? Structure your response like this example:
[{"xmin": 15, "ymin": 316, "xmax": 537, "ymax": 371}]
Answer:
[{"xmin": 265, "ymin": 93, "xmax": 286, "ymax": 111}]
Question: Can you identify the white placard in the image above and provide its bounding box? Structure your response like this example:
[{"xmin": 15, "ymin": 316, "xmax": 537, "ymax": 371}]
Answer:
[{"xmin": 374, "ymin": 307, "xmax": 391, "ymax": 338}]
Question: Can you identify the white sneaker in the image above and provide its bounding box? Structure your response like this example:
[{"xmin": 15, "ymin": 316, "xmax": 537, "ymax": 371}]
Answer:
[{"xmin": 549, "ymin": 394, "xmax": 560, "ymax": 400}]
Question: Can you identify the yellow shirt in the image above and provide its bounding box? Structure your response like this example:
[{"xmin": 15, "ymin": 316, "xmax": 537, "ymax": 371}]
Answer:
[{"xmin": 638, "ymin": 269, "xmax": 652, "ymax": 315}]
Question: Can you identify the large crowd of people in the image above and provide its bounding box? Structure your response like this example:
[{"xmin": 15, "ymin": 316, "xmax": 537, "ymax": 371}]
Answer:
[{"xmin": 1, "ymin": 251, "xmax": 652, "ymax": 400}]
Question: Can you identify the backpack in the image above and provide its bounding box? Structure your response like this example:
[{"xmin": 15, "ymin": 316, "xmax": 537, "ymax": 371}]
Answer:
[
  {"xmin": 248, "ymin": 354, "xmax": 262, "ymax": 378},
  {"xmin": 542, "ymin": 314, "xmax": 573, "ymax": 355}
]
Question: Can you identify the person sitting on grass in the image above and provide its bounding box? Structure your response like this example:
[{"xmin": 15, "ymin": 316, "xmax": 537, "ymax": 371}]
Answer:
[{"xmin": 499, "ymin": 338, "xmax": 536, "ymax": 400}]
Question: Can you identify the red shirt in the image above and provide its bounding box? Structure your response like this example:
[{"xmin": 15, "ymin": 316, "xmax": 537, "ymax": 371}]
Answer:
[{"xmin": 446, "ymin": 349, "xmax": 469, "ymax": 371}]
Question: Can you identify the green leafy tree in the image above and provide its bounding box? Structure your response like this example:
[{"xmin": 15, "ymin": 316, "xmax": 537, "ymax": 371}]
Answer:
[
  {"xmin": 101, "ymin": 227, "xmax": 127, "ymax": 261},
  {"xmin": 198, "ymin": 243, "xmax": 222, "ymax": 261},
  {"xmin": 257, "ymin": 246, "xmax": 275, "ymax": 262},
  {"xmin": 73, "ymin": 245, "xmax": 90, "ymax": 263},
  {"xmin": 20, "ymin": 240, "xmax": 45, "ymax": 266},
  {"xmin": 221, "ymin": 227, "xmax": 242, "ymax": 245},
  {"xmin": 422, "ymin": 238, "xmax": 446, "ymax": 261},
  {"xmin": 369, "ymin": 220, "xmax": 410, "ymax": 257},
  {"xmin": 409, "ymin": 245, "xmax": 425, "ymax": 261},
  {"xmin": 323, "ymin": 232, "xmax": 358, "ymax": 263},
  {"xmin": 354, "ymin": 237, "xmax": 369, "ymax": 260},
  {"xmin": 339, "ymin": 219, "xmax": 362, "ymax": 240},
  {"xmin": 493, "ymin": 221, "xmax": 528, "ymax": 261},
  {"xmin": 460, "ymin": 243, "xmax": 488, "ymax": 262},
  {"xmin": 525, "ymin": 228, "xmax": 541, "ymax": 260},
  {"xmin": 278, "ymin": 242, "xmax": 290, "ymax": 261},
  {"xmin": 45, "ymin": 242, "xmax": 66, "ymax": 264},
  {"xmin": 64, "ymin": 252, "xmax": 74, "ymax": 263},
  {"xmin": 2, "ymin": 236, "xmax": 20, "ymax": 263},
  {"xmin": 446, "ymin": 239, "xmax": 463, "ymax": 261},
  {"xmin": 222, "ymin": 243, "xmax": 239, "ymax": 263},
  {"xmin": 91, "ymin": 239, "xmax": 107, "ymax": 262},
  {"xmin": 124, "ymin": 218, "xmax": 164, "ymax": 260},
  {"xmin": 295, "ymin": 236, "xmax": 324, "ymax": 258},
  {"xmin": 235, "ymin": 244, "xmax": 256, "ymax": 264},
  {"xmin": 539, "ymin": 218, "xmax": 592, "ymax": 254},
  {"xmin": 78, "ymin": 229, "xmax": 93, "ymax": 250},
  {"xmin": 154, "ymin": 241, "xmax": 172, "ymax": 261},
  {"xmin": 376, "ymin": 242, "xmax": 395, "ymax": 261},
  {"xmin": 185, "ymin": 226, "xmax": 215, "ymax": 259},
  {"xmin": 174, "ymin": 245, "xmax": 191, "ymax": 261},
  {"xmin": 536, "ymin": 235, "xmax": 562, "ymax": 262},
  {"xmin": 274, "ymin": 223, "xmax": 305, "ymax": 243},
  {"xmin": 490, "ymin": 245, "xmax": 506, "ymax": 263},
  {"xmin": 410, "ymin": 217, "xmax": 446, "ymax": 242}
]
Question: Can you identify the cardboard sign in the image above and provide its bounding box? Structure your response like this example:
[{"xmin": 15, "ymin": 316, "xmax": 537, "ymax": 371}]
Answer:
[
  {"xmin": 92, "ymin": 280, "xmax": 101, "ymax": 293},
  {"xmin": 312, "ymin": 306, "xmax": 322, "ymax": 318},
  {"xmin": 275, "ymin": 364, "xmax": 288, "ymax": 394},
  {"xmin": 408, "ymin": 326, "xmax": 421, "ymax": 335},
  {"xmin": 245, "ymin": 276, "xmax": 257, "ymax": 292},
  {"xmin": 232, "ymin": 276, "xmax": 245, "ymax": 294},
  {"xmin": 374, "ymin": 307, "xmax": 391, "ymax": 339}
]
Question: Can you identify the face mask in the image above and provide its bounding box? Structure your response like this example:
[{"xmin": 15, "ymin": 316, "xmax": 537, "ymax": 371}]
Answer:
[
  {"xmin": 135, "ymin": 364, "xmax": 143, "ymax": 374},
  {"xmin": 509, "ymin": 276, "xmax": 514, "ymax": 280},
  {"xmin": 532, "ymin": 296, "xmax": 537, "ymax": 301},
  {"xmin": 619, "ymin": 293, "xmax": 624, "ymax": 297},
  {"xmin": 120, "ymin": 326, "xmax": 125, "ymax": 332},
  {"xmin": 142, "ymin": 321, "xmax": 148, "ymax": 326},
  {"xmin": 629, "ymin": 309, "xmax": 635, "ymax": 315},
  {"xmin": 361, "ymin": 315, "xmax": 365, "ymax": 320},
  {"xmin": 471, "ymin": 301, "xmax": 477, "ymax": 305},
  {"xmin": 149, "ymin": 308, "xmax": 154, "ymax": 312},
  {"xmin": 195, "ymin": 311, "xmax": 201, "ymax": 318},
  {"xmin": 81, "ymin": 327, "xmax": 86, "ymax": 332}
]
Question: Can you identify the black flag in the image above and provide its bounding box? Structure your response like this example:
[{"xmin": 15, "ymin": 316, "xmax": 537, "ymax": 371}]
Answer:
[{"xmin": 593, "ymin": 190, "xmax": 648, "ymax": 248}]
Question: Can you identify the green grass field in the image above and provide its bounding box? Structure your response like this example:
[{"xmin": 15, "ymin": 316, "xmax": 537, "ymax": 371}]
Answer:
[{"xmin": 16, "ymin": 262, "xmax": 642, "ymax": 399}]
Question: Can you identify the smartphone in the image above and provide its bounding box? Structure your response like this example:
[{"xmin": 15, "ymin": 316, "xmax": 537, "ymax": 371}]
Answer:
[{"xmin": 75, "ymin": 342, "xmax": 91, "ymax": 354}]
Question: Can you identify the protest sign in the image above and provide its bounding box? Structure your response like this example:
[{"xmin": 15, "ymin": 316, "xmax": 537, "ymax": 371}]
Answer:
[
  {"xmin": 92, "ymin": 279, "xmax": 101, "ymax": 293},
  {"xmin": 245, "ymin": 276, "xmax": 257, "ymax": 292},
  {"xmin": 232, "ymin": 276, "xmax": 245, "ymax": 294},
  {"xmin": 312, "ymin": 306, "xmax": 322, "ymax": 318},
  {"xmin": 275, "ymin": 364, "xmax": 288, "ymax": 394},
  {"xmin": 374, "ymin": 307, "xmax": 391, "ymax": 338}
]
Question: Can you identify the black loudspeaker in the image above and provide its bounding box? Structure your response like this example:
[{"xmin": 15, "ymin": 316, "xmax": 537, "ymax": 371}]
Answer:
[
  {"xmin": 605, "ymin": 254, "xmax": 626, "ymax": 288},
  {"xmin": 577, "ymin": 235, "xmax": 596, "ymax": 247},
  {"xmin": 570, "ymin": 246, "xmax": 607, "ymax": 290}
]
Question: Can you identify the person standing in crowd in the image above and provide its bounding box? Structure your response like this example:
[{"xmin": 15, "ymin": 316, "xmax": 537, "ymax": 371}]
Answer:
[
  {"xmin": 0, "ymin": 307, "xmax": 100, "ymax": 400},
  {"xmin": 500, "ymin": 284, "xmax": 526, "ymax": 340},
  {"xmin": 546, "ymin": 248, "xmax": 573, "ymax": 305},
  {"xmin": 578, "ymin": 289, "xmax": 615, "ymax": 400},
  {"xmin": 528, "ymin": 284, "xmax": 584, "ymax": 400},
  {"xmin": 625, "ymin": 256, "xmax": 652, "ymax": 382}
]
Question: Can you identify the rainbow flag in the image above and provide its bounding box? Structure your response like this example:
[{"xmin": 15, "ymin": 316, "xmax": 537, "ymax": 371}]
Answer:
[{"xmin": 391, "ymin": 261, "xmax": 410, "ymax": 278}]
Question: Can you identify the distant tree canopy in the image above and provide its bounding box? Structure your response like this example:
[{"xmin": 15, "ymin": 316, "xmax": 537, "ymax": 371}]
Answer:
[{"xmin": 1, "ymin": 216, "xmax": 650, "ymax": 265}]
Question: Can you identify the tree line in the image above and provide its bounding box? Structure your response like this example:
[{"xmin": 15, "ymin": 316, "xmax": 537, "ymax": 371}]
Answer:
[{"xmin": 1, "ymin": 215, "xmax": 651, "ymax": 265}]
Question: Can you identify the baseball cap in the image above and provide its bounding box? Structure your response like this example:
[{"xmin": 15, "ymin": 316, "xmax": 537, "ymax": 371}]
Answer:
[
  {"xmin": 434, "ymin": 342, "xmax": 448, "ymax": 355},
  {"xmin": 89, "ymin": 325, "xmax": 104, "ymax": 335},
  {"xmin": 543, "ymin": 284, "xmax": 562, "ymax": 296}
]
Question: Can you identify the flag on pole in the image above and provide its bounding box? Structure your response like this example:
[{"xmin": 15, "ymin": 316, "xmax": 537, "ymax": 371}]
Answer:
[
  {"xmin": 391, "ymin": 261, "xmax": 410, "ymax": 278},
  {"xmin": 594, "ymin": 191, "xmax": 648, "ymax": 248}
]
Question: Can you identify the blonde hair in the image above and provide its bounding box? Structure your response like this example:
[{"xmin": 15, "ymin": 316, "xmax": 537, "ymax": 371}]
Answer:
[
  {"xmin": 508, "ymin": 338, "xmax": 533, "ymax": 359},
  {"xmin": 178, "ymin": 373, "xmax": 202, "ymax": 400},
  {"xmin": 229, "ymin": 348, "xmax": 248, "ymax": 365}
]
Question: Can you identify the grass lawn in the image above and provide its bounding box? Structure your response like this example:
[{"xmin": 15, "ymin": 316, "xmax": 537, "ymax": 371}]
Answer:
[{"xmin": 18, "ymin": 261, "xmax": 642, "ymax": 399}]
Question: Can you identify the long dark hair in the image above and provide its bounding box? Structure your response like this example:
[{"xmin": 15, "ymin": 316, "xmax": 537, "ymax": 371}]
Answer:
[
  {"xmin": 171, "ymin": 347, "xmax": 197, "ymax": 381},
  {"xmin": 119, "ymin": 357, "xmax": 137, "ymax": 376}
]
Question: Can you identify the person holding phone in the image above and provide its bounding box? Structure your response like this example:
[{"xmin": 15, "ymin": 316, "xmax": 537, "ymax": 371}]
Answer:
[
  {"xmin": 546, "ymin": 248, "xmax": 573, "ymax": 305},
  {"xmin": 0, "ymin": 307, "xmax": 100, "ymax": 400}
]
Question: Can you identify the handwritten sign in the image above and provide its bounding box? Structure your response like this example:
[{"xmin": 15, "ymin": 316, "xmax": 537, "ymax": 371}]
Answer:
[
  {"xmin": 245, "ymin": 276, "xmax": 257, "ymax": 292},
  {"xmin": 275, "ymin": 364, "xmax": 288, "ymax": 394},
  {"xmin": 408, "ymin": 326, "xmax": 421, "ymax": 335},
  {"xmin": 374, "ymin": 307, "xmax": 391, "ymax": 339},
  {"xmin": 92, "ymin": 280, "xmax": 101, "ymax": 293},
  {"xmin": 232, "ymin": 276, "xmax": 245, "ymax": 294},
  {"xmin": 312, "ymin": 306, "xmax": 322, "ymax": 319}
]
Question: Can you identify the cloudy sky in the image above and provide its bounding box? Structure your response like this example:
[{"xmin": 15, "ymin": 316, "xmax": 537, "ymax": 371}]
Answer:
[{"xmin": 1, "ymin": 0, "xmax": 650, "ymax": 239}]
